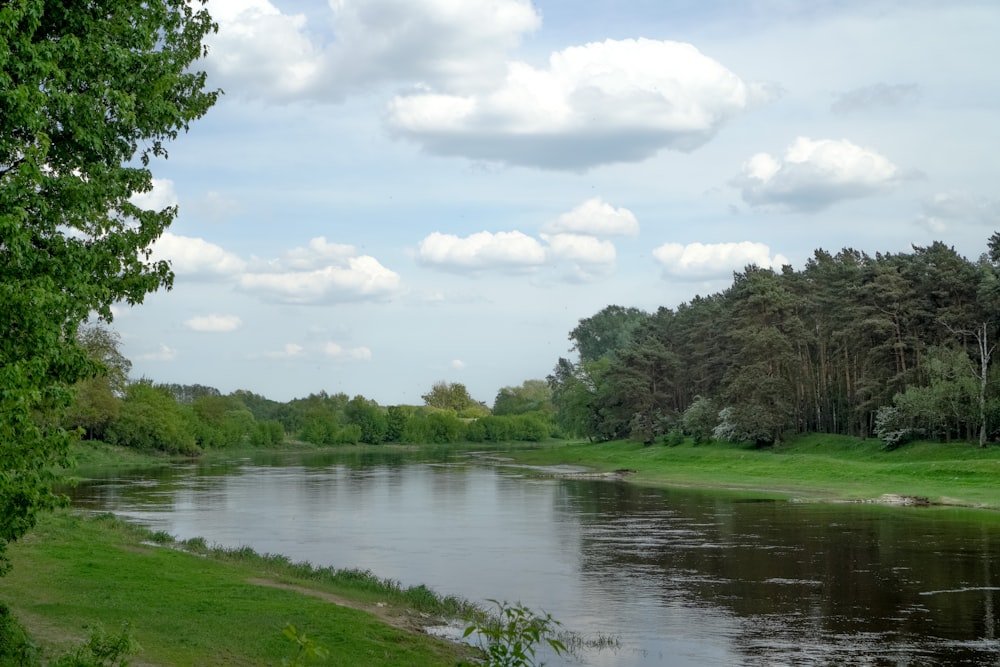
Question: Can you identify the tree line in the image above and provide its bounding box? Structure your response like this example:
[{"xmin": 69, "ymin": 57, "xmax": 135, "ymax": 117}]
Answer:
[
  {"xmin": 68, "ymin": 234, "xmax": 1000, "ymax": 456},
  {"xmin": 62, "ymin": 330, "xmax": 559, "ymax": 453},
  {"xmin": 547, "ymin": 235, "xmax": 1000, "ymax": 449}
]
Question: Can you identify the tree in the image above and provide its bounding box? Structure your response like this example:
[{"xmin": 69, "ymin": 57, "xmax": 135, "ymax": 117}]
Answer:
[
  {"xmin": 105, "ymin": 380, "xmax": 198, "ymax": 455},
  {"xmin": 492, "ymin": 380, "xmax": 553, "ymax": 416},
  {"xmin": 62, "ymin": 324, "xmax": 131, "ymax": 440},
  {"xmin": 188, "ymin": 394, "xmax": 256, "ymax": 448},
  {"xmin": 0, "ymin": 1, "xmax": 218, "ymax": 573},
  {"xmin": 547, "ymin": 357, "xmax": 613, "ymax": 440},
  {"xmin": 601, "ymin": 331, "xmax": 679, "ymax": 443},
  {"xmin": 345, "ymin": 395, "xmax": 388, "ymax": 444},
  {"xmin": 717, "ymin": 266, "xmax": 803, "ymax": 446},
  {"xmin": 421, "ymin": 381, "xmax": 481, "ymax": 414},
  {"xmin": 569, "ymin": 305, "xmax": 649, "ymax": 363}
]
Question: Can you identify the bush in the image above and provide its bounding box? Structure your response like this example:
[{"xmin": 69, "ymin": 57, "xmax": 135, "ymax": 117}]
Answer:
[
  {"xmin": 250, "ymin": 420, "xmax": 285, "ymax": 446},
  {"xmin": 463, "ymin": 600, "xmax": 566, "ymax": 667},
  {"xmin": 510, "ymin": 415, "xmax": 549, "ymax": 442},
  {"xmin": 105, "ymin": 381, "xmax": 198, "ymax": 454},
  {"xmin": 682, "ymin": 396, "xmax": 717, "ymax": 443},
  {"xmin": 663, "ymin": 427, "xmax": 685, "ymax": 446},
  {"xmin": 52, "ymin": 622, "xmax": 136, "ymax": 667},
  {"xmin": 874, "ymin": 406, "xmax": 922, "ymax": 451},
  {"xmin": 402, "ymin": 410, "xmax": 464, "ymax": 444},
  {"xmin": 0, "ymin": 603, "xmax": 37, "ymax": 665}
]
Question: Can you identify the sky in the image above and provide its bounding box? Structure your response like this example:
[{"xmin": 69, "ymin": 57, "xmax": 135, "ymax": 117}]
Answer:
[{"xmin": 116, "ymin": 0, "xmax": 1000, "ymax": 406}]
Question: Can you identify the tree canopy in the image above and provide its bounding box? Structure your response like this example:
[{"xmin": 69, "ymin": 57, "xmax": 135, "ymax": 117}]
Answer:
[
  {"xmin": 0, "ymin": 0, "xmax": 218, "ymax": 573},
  {"xmin": 550, "ymin": 239, "xmax": 1000, "ymax": 448},
  {"xmin": 421, "ymin": 381, "xmax": 485, "ymax": 415}
]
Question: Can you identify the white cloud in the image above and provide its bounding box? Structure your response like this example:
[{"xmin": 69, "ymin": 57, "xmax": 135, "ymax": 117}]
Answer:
[
  {"xmin": 206, "ymin": 0, "xmax": 539, "ymax": 101},
  {"xmin": 542, "ymin": 198, "xmax": 639, "ymax": 237},
  {"xmin": 450, "ymin": 359, "xmax": 466, "ymax": 370},
  {"xmin": 417, "ymin": 230, "xmax": 546, "ymax": 272},
  {"xmin": 735, "ymin": 137, "xmax": 904, "ymax": 212},
  {"xmin": 543, "ymin": 233, "xmax": 616, "ymax": 264},
  {"xmin": 150, "ymin": 233, "xmax": 401, "ymax": 304},
  {"xmin": 917, "ymin": 192, "xmax": 1000, "ymax": 233},
  {"xmin": 151, "ymin": 232, "xmax": 247, "ymax": 279},
  {"xmin": 130, "ymin": 178, "xmax": 178, "ymax": 211},
  {"xmin": 388, "ymin": 38, "xmax": 767, "ymax": 169},
  {"xmin": 205, "ymin": 0, "xmax": 323, "ymax": 100},
  {"xmin": 653, "ymin": 241, "xmax": 789, "ymax": 280},
  {"xmin": 417, "ymin": 227, "xmax": 622, "ymax": 281},
  {"xmin": 271, "ymin": 237, "xmax": 357, "ymax": 271},
  {"xmin": 135, "ymin": 343, "xmax": 177, "ymax": 362},
  {"xmin": 542, "ymin": 233, "xmax": 616, "ymax": 281},
  {"xmin": 184, "ymin": 314, "xmax": 243, "ymax": 333},
  {"xmin": 240, "ymin": 255, "xmax": 401, "ymax": 304},
  {"xmin": 324, "ymin": 341, "xmax": 373, "ymax": 361}
]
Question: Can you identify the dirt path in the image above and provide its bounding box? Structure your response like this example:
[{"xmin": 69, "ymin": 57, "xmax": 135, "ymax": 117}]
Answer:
[{"xmin": 245, "ymin": 577, "xmax": 440, "ymax": 635}]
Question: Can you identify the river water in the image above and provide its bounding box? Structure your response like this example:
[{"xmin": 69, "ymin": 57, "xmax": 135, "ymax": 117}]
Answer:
[{"xmin": 68, "ymin": 449, "xmax": 1000, "ymax": 665}]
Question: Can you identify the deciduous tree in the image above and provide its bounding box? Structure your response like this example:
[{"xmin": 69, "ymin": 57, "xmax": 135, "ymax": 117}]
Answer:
[{"xmin": 0, "ymin": 0, "xmax": 218, "ymax": 573}]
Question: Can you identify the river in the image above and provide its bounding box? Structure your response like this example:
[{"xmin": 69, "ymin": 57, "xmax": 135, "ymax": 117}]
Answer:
[{"xmin": 67, "ymin": 448, "xmax": 1000, "ymax": 665}]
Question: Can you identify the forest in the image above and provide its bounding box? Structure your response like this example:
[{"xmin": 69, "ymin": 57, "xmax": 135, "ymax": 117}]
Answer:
[
  {"xmin": 64, "ymin": 235, "xmax": 1000, "ymax": 454},
  {"xmin": 548, "ymin": 235, "xmax": 1000, "ymax": 449}
]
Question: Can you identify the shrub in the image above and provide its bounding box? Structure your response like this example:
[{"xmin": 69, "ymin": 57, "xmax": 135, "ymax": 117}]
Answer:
[
  {"xmin": 52, "ymin": 622, "xmax": 136, "ymax": 667},
  {"xmin": 463, "ymin": 600, "xmax": 566, "ymax": 667},
  {"xmin": 0, "ymin": 603, "xmax": 37, "ymax": 665},
  {"xmin": 874, "ymin": 406, "xmax": 923, "ymax": 451}
]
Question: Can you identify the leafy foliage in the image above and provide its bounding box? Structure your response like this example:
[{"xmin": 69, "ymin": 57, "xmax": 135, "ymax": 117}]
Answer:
[
  {"xmin": 549, "ymin": 238, "xmax": 1000, "ymax": 448},
  {"xmin": 681, "ymin": 396, "xmax": 718, "ymax": 443},
  {"xmin": 62, "ymin": 325, "xmax": 131, "ymax": 440},
  {"xmin": 0, "ymin": 602, "xmax": 37, "ymax": 664},
  {"xmin": 104, "ymin": 381, "xmax": 197, "ymax": 454},
  {"xmin": 51, "ymin": 623, "xmax": 136, "ymax": 667},
  {"xmin": 569, "ymin": 305, "xmax": 649, "ymax": 363},
  {"xmin": 280, "ymin": 624, "xmax": 328, "ymax": 667},
  {"xmin": 463, "ymin": 600, "xmax": 566, "ymax": 667},
  {"xmin": 0, "ymin": 0, "xmax": 218, "ymax": 573},
  {"xmin": 493, "ymin": 380, "xmax": 554, "ymax": 416},
  {"xmin": 422, "ymin": 381, "xmax": 488, "ymax": 416}
]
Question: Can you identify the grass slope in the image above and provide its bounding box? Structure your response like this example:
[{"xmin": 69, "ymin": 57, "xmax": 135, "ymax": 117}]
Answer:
[
  {"xmin": 0, "ymin": 512, "xmax": 471, "ymax": 666},
  {"xmin": 508, "ymin": 435, "xmax": 1000, "ymax": 509}
]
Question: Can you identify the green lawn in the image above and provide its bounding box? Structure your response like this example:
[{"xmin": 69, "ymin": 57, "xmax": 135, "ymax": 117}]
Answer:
[
  {"xmin": 0, "ymin": 512, "xmax": 471, "ymax": 666},
  {"xmin": 506, "ymin": 435, "xmax": 1000, "ymax": 509}
]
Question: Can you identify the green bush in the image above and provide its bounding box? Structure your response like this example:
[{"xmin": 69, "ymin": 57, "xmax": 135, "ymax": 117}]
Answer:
[
  {"xmin": 105, "ymin": 381, "xmax": 198, "ymax": 454},
  {"xmin": 51, "ymin": 622, "xmax": 136, "ymax": 667},
  {"xmin": 462, "ymin": 600, "xmax": 566, "ymax": 667},
  {"xmin": 0, "ymin": 603, "xmax": 37, "ymax": 666}
]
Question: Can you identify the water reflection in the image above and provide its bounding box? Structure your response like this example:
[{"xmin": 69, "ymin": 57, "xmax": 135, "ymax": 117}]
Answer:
[
  {"xmin": 66, "ymin": 451, "xmax": 1000, "ymax": 665},
  {"xmin": 558, "ymin": 480, "xmax": 1000, "ymax": 664}
]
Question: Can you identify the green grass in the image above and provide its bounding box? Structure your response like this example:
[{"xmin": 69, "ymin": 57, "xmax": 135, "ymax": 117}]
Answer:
[
  {"xmin": 0, "ymin": 511, "xmax": 472, "ymax": 666},
  {"xmin": 506, "ymin": 435, "xmax": 1000, "ymax": 509},
  {"xmin": 64, "ymin": 440, "xmax": 175, "ymax": 474}
]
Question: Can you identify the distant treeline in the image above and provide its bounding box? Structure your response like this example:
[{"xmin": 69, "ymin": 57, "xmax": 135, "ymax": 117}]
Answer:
[
  {"xmin": 547, "ymin": 235, "xmax": 1000, "ymax": 449},
  {"xmin": 65, "ymin": 235, "xmax": 1000, "ymax": 454},
  {"xmin": 62, "ymin": 334, "xmax": 557, "ymax": 454}
]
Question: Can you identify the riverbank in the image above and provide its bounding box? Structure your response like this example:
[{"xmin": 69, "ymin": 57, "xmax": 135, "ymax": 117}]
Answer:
[
  {"xmin": 64, "ymin": 435, "xmax": 1000, "ymax": 511},
  {"xmin": 500, "ymin": 434, "xmax": 1000, "ymax": 511},
  {"xmin": 0, "ymin": 511, "xmax": 474, "ymax": 666}
]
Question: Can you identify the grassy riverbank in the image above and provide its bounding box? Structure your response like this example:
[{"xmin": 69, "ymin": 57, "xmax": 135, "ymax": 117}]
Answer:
[
  {"xmin": 506, "ymin": 435, "xmax": 1000, "ymax": 510},
  {"xmin": 0, "ymin": 511, "xmax": 474, "ymax": 666},
  {"xmin": 63, "ymin": 435, "xmax": 1000, "ymax": 511}
]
